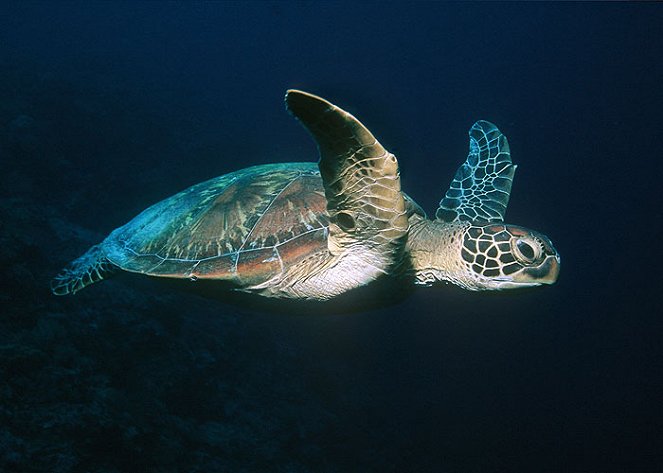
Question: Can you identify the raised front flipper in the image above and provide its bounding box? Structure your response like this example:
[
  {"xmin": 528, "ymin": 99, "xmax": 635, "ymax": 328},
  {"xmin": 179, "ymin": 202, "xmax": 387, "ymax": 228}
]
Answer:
[
  {"xmin": 285, "ymin": 90, "xmax": 408, "ymax": 259},
  {"xmin": 436, "ymin": 121, "xmax": 516, "ymax": 223}
]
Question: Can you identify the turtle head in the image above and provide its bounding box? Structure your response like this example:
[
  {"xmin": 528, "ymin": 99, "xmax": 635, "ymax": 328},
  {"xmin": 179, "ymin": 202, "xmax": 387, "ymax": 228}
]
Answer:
[
  {"xmin": 407, "ymin": 219, "xmax": 560, "ymax": 291},
  {"xmin": 458, "ymin": 223, "xmax": 560, "ymax": 290}
]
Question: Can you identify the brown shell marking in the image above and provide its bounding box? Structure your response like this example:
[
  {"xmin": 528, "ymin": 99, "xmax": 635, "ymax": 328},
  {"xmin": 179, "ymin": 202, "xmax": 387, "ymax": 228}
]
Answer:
[{"xmin": 107, "ymin": 163, "xmax": 329, "ymax": 286}]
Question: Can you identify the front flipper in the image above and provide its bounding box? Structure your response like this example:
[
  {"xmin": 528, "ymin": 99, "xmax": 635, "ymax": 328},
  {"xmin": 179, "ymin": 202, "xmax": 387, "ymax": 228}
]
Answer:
[
  {"xmin": 285, "ymin": 90, "xmax": 408, "ymax": 258},
  {"xmin": 436, "ymin": 121, "xmax": 516, "ymax": 223}
]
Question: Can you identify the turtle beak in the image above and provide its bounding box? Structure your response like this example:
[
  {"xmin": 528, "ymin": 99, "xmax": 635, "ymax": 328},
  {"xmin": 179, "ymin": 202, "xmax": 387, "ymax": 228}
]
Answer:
[
  {"xmin": 522, "ymin": 253, "xmax": 560, "ymax": 286},
  {"xmin": 537, "ymin": 254, "xmax": 560, "ymax": 285},
  {"xmin": 505, "ymin": 250, "xmax": 560, "ymax": 288}
]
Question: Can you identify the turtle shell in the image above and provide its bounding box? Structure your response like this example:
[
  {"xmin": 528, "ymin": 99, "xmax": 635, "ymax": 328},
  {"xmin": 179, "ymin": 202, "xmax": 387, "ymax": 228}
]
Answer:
[{"xmin": 104, "ymin": 162, "xmax": 330, "ymax": 287}]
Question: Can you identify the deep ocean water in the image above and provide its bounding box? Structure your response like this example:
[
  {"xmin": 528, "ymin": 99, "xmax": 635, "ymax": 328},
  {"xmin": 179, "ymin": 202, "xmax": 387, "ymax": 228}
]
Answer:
[{"xmin": 1, "ymin": 2, "xmax": 662, "ymax": 472}]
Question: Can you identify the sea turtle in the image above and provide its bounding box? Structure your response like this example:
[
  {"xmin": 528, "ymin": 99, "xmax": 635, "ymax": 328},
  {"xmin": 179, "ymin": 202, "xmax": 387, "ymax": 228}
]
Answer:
[{"xmin": 52, "ymin": 90, "xmax": 560, "ymax": 302}]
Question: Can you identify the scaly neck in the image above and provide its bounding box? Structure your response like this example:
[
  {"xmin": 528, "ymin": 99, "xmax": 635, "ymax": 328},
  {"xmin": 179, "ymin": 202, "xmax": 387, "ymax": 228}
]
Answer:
[{"xmin": 406, "ymin": 217, "xmax": 470, "ymax": 287}]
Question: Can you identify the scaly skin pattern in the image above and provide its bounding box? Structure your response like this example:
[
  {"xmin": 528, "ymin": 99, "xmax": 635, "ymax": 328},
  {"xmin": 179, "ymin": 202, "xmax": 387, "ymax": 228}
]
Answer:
[
  {"xmin": 406, "ymin": 217, "xmax": 560, "ymax": 291},
  {"xmin": 406, "ymin": 217, "xmax": 472, "ymax": 288}
]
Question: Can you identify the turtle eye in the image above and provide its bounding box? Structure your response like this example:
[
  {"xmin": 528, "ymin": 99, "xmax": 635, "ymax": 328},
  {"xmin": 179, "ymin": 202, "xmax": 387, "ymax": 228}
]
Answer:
[{"xmin": 512, "ymin": 237, "xmax": 542, "ymax": 265}]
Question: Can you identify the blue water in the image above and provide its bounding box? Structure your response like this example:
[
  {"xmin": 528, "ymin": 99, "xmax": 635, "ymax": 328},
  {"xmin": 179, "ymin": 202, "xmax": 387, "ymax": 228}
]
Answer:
[{"xmin": 1, "ymin": 2, "xmax": 661, "ymax": 472}]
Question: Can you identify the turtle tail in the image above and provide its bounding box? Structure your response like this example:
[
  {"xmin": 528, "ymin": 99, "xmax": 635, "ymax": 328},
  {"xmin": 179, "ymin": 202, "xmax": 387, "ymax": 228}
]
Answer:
[{"xmin": 51, "ymin": 245, "xmax": 116, "ymax": 295}]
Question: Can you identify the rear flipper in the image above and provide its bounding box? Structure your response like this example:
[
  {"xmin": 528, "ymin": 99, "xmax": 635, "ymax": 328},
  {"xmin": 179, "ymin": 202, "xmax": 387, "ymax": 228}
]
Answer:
[{"xmin": 51, "ymin": 245, "xmax": 116, "ymax": 295}]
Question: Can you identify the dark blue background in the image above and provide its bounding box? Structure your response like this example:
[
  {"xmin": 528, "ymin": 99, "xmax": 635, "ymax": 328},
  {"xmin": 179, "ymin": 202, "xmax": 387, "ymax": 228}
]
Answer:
[{"xmin": 1, "ymin": 2, "xmax": 662, "ymax": 472}]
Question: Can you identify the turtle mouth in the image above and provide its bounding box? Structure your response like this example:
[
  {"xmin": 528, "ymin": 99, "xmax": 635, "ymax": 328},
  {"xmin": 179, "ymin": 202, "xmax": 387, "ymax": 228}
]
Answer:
[
  {"xmin": 487, "ymin": 253, "xmax": 560, "ymax": 290},
  {"xmin": 490, "ymin": 279, "xmax": 545, "ymax": 290},
  {"xmin": 509, "ymin": 254, "xmax": 560, "ymax": 287},
  {"xmin": 528, "ymin": 254, "xmax": 560, "ymax": 284}
]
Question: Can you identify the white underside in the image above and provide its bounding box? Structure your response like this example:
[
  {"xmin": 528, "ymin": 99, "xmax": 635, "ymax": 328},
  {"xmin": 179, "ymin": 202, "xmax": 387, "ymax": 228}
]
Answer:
[{"xmin": 246, "ymin": 245, "xmax": 391, "ymax": 301}]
